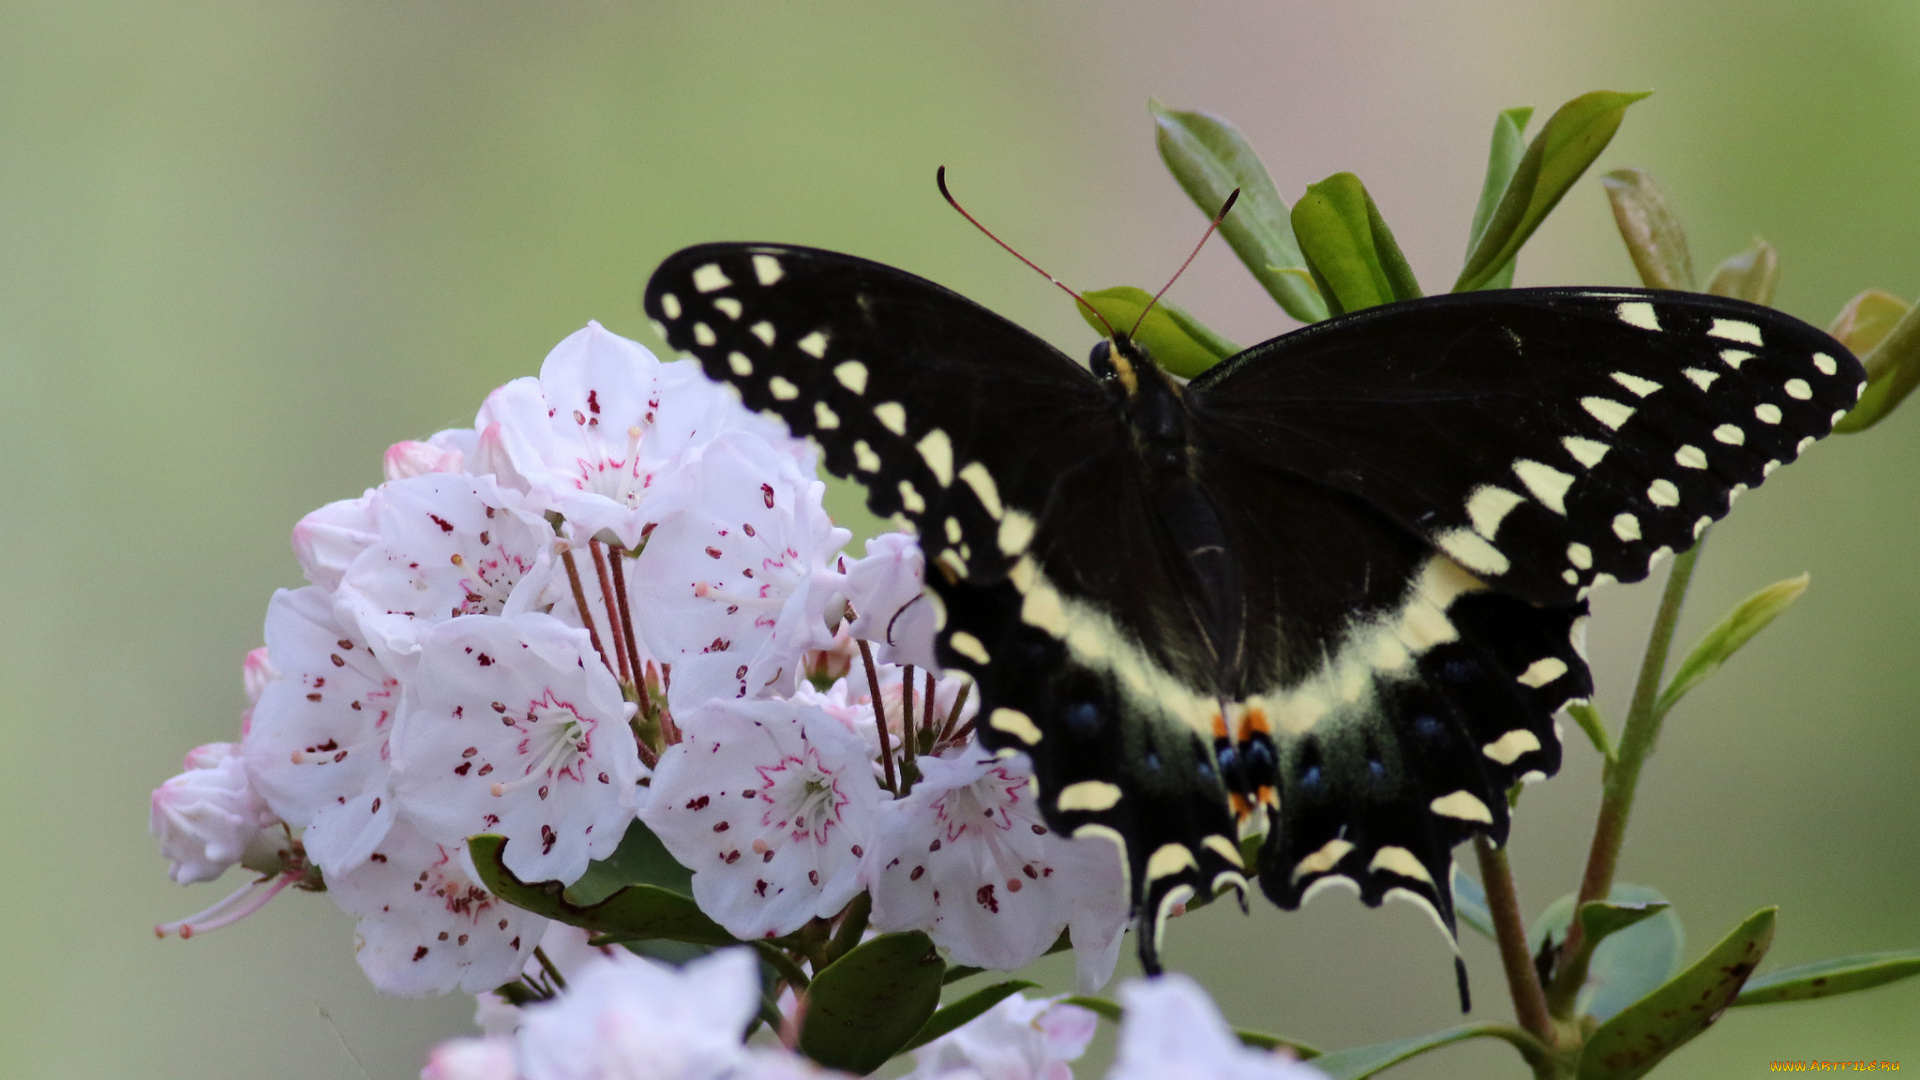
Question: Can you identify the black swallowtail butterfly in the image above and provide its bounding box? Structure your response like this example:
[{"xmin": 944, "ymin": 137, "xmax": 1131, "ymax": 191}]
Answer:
[{"xmin": 643, "ymin": 242, "xmax": 1860, "ymax": 986}]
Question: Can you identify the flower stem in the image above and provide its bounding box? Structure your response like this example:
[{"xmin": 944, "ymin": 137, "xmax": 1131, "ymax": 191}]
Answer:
[
  {"xmin": 558, "ymin": 544, "xmax": 612, "ymax": 673},
  {"xmin": 1473, "ymin": 836, "xmax": 1556, "ymax": 1051},
  {"xmin": 1552, "ymin": 540, "xmax": 1704, "ymax": 1012},
  {"xmin": 857, "ymin": 639, "xmax": 898, "ymax": 795}
]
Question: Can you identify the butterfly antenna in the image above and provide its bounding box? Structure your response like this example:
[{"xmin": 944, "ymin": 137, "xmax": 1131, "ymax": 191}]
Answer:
[
  {"xmin": 937, "ymin": 166, "xmax": 1117, "ymax": 338},
  {"xmin": 1130, "ymin": 188, "xmax": 1239, "ymax": 339}
]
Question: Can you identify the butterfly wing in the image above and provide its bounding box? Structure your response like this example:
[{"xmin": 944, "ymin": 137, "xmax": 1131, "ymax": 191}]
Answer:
[
  {"xmin": 1186, "ymin": 288, "xmax": 1856, "ymax": 933},
  {"xmin": 1193, "ymin": 289, "xmax": 1863, "ymax": 604},
  {"xmin": 644, "ymin": 244, "xmax": 1247, "ymax": 963}
]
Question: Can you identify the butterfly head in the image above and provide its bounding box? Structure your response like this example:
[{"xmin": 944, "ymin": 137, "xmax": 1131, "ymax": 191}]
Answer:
[{"xmin": 1088, "ymin": 334, "xmax": 1157, "ymax": 397}]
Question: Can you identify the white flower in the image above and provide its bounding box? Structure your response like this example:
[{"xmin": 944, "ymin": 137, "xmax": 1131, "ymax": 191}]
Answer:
[
  {"xmin": 902, "ymin": 992, "xmax": 1097, "ymax": 1080},
  {"xmin": 327, "ymin": 820, "xmax": 547, "ymax": 997},
  {"xmin": 150, "ymin": 743, "xmax": 281, "ymax": 884},
  {"xmin": 472, "ymin": 923, "xmax": 623, "ymax": 1036},
  {"xmin": 290, "ymin": 491, "xmax": 380, "ymax": 593},
  {"xmin": 421, "ymin": 1035, "xmax": 517, "ymax": 1080},
  {"xmin": 1109, "ymin": 975, "xmax": 1326, "ymax": 1080},
  {"xmin": 641, "ymin": 697, "xmax": 879, "ymax": 939},
  {"xmin": 387, "ymin": 427, "xmax": 478, "ymax": 482},
  {"xmin": 245, "ymin": 586, "xmax": 401, "ymax": 875},
  {"xmin": 473, "ymin": 323, "xmax": 801, "ymax": 549},
  {"xmin": 333, "ymin": 472, "xmax": 560, "ymax": 674},
  {"xmin": 389, "ymin": 612, "xmax": 642, "ymax": 886},
  {"xmin": 840, "ymin": 532, "xmax": 937, "ymax": 670},
  {"xmin": 514, "ymin": 948, "xmax": 760, "ymax": 1080},
  {"xmin": 864, "ymin": 743, "xmax": 1128, "ymax": 992},
  {"xmin": 792, "ymin": 661, "xmax": 975, "ymax": 771},
  {"xmin": 631, "ymin": 431, "xmax": 849, "ymax": 706}
]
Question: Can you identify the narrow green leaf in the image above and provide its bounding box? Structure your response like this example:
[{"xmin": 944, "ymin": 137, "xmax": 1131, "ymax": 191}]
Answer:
[
  {"xmin": 901, "ymin": 980, "xmax": 1038, "ymax": 1052},
  {"xmin": 1455, "ymin": 90, "xmax": 1651, "ymax": 293},
  {"xmin": 1056, "ymin": 994, "xmax": 1123, "ymax": 1024},
  {"xmin": 1311, "ymin": 1023, "xmax": 1548, "ymax": 1079},
  {"xmin": 1732, "ymin": 948, "xmax": 1920, "ymax": 1006},
  {"xmin": 1076, "ymin": 286, "xmax": 1243, "ymax": 378},
  {"xmin": 1834, "ymin": 289, "xmax": 1920, "ymax": 433},
  {"xmin": 1567, "ymin": 701, "xmax": 1615, "ymax": 760},
  {"xmin": 1235, "ymin": 1030, "xmax": 1322, "ymax": 1057},
  {"xmin": 1151, "ymin": 100, "xmax": 1329, "ymax": 323},
  {"xmin": 1291, "ymin": 172, "xmax": 1422, "ymax": 315},
  {"xmin": 1578, "ymin": 907, "xmax": 1775, "ymax": 1080},
  {"xmin": 1533, "ymin": 884, "xmax": 1684, "ymax": 1023},
  {"xmin": 1464, "ymin": 107, "xmax": 1534, "ymax": 291},
  {"xmin": 1451, "ymin": 866, "xmax": 1497, "ymax": 940},
  {"xmin": 1656, "ymin": 573, "xmax": 1809, "ymax": 717},
  {"xmin": 563, "ymin": 818, "xmax": 692, "ymax": 905},
  {"xmin": 798, "ymin": 931, "xmax": 946, "ymax": 1074},
  {"xmin": 1706, "ymin": 237, "xmax": 1779, "ymax": 306},
  {"xmin": 1601, "ymin": 168, "xmax": 1695, "ymax": 291},
  {"xmin": 468, "ymin": 834, "xmax": 735, "ymax": 946},
  {"xmin": 1580, "ymin": 899, "xmax": 1673, "ymax": 944}
]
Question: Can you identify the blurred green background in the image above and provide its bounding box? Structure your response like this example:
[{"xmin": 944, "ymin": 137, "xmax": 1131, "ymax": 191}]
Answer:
[{"xmin": 3, "ymin": 3, "xmax": 1914, "ymax": 1077}]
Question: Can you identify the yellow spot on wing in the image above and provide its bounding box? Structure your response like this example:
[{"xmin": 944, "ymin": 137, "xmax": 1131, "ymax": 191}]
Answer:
[
  {"xmin": 1147, "ymin": 843, "xmax": 1198, "ymax": 881},
  {"xmin": 1293, "ymin": 838, "xmax": 1354, "ymax": 881},
  {"xmin": 1056, "ymin": 781, "xmax": 1123, "ymax": 812},
  {"xmin": 988, "ymin": 707, "xmax": 1042, "ymax": 745},
  {"xmin": 1369, "ymin": 846, "xmax": 1433, "ymax": 885},
  {"xmin": 1429, "ymin": 790, "xmax": 1495, "ymax": 823},
  {"xmin": 1482, "ymin": 728, "xmax": 1542, "ymax": 764}
]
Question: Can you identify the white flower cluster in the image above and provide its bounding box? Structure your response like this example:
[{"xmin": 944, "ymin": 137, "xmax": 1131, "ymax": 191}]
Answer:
[
  {"xmin": 424, "ymin": 947, "xmax": 1325, "ymax": 1080},
  {"xmin": 150, "ymin": 322, "xmax": 1129, "ymax": 1005}
]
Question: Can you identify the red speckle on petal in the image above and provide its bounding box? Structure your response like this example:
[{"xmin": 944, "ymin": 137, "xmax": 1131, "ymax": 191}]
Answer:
[
  {"xmin": 454, "ymin": 762, "xmax": 471, "ymax": 775},
  {"xmin": 704, "ymin": 546, "xmax": 723, "ymax": 559},
  {"xmin": 477, "ymin": 654, "xmax": 493, "ymax": 667},
  {"xmin": 976, "ymin": 884, "xmax": 1000, "ymax": 913},
  {"xmin": 723, "ymin": 850, "xmax": 741, "ymax": 864},
  {"xmin": 743, "ymin": 523, "xmax": 756, "ymax": 537},
  {"xmin": 429, "ymin": 515, "xmax": 454, "ymax": 534},
  {"xmin": 413, "ymin": 946, "xmax": 429, "ymax": 961},
  {"xmin": 909, "ymin": 866, "xmax": 925, "ymax": 881},
  {"xmin": 851, "ymin": 844, "xmax": 863, "ymax": 858},
  {"xmin": 808, "ymin": 870, "xmax": 819, "ymax": 886},
  {"xmin": 761, "ymin": 484, "xmax": 775, "ymax": 508},
  {"xmin": 541, "ymin": 825, "xmax": 558, "ymax": 854},
  {"xmin": 587, "ymin": 389, "xmax": 601, "ymax": 414},
  {"xmin": 1031, "ymin": 824, "xmax": 1047, "ymax": 835},
  {"xmin": 713, "ymin": 821, "xmax": 730, "ymax": 832}
]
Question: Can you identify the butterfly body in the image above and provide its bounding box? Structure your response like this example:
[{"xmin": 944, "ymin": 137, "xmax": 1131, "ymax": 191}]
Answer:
[{"xmin": 644, "ymin": 243, "xmax": 1861, "ymax": 977}]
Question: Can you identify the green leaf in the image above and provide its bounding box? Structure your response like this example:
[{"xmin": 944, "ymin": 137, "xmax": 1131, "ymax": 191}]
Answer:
[
  {"xmin": 467, "ymin": 835, "xmax": 736, "ymax": 946},
  {"xmin": 1057, "ymin": 994, "xmax": 1123, "ymax": 1024},
  {"xmin": 563, "ymin": 818, "xmax": 693, "ymax": 905},
  {"xmin": 1310, "ymin": 1023, "xmax": 1548, "ymax": 1079},
  {"xmin": 1732, "ymin": 949, "xmax": 1920, "ymax": 1006},
  {"xmin": 1567, "ymin": 701, "xmax": 1615, "ymax": 760},
  {"xmin": 1601, "ymin": 168, "xmax": 1695, "ymax": 291},
  {"xmin": 1455, "ymin": 90, "xmax": 1651, "ymax": 293},
  {"xmin": 1828, "ymin": 288, "xmax": 1909, "ymax": 356},
  {"xmin": 1706, "ymin": 237, "xmax": 1779, "ymax": 306},
  {"xmin": 1451, "ymin": 866, "xmax": 1497, "ymax": 940},
  {"xmin": 1150, "ymin": 100, "xmax": 1329, "ymax": 323},
  {"xmin": 798, "ymin": 931, "xmax": 946, "ymax": 1075},
  {"xmin": 901, "ymin": 980, "xmax": 1038, "ymax": 1052},
  {"xmin": 1578, "ymin": 907, "xmax": 1775, "ymax": 1080},
  {"xmin": 1532, "ymin": 884, "xmax": 1684, "ymax": 1023},
  {"xmin": 1834, "ymin": 289, "xmax": 1920, "ymax": 433},
  {"xmin": 1656, "ymin": 573, "xmax": 1809, "ymax": 718},
  {"xmin": 1464, "ymin": 106, "xmax": 1535, "ymax": 293},
  {"xmin": 1290, "ymin": 172, "xmax": 1422, "ymax": 315},
  {"xmin": 1076, "ymin": 286, "xmax": 1243, "ymax": 378}
]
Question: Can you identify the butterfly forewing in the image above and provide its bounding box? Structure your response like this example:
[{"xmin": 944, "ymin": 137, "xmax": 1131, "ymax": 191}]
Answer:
[{"xmin": 1192, "ymin": 290, "xmax": 1862, "ymax": 606}]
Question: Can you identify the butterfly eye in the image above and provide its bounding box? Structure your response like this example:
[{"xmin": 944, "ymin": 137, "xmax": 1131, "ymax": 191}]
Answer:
[{"xmin": 1088, "ymin": 339, "xmax": 1117, "ymax": 380}]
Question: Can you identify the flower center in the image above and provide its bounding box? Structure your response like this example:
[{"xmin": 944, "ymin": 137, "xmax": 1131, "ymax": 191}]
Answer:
[
  {"xmin": 757, "ymin": 750, "xmax": 847, "ymax": 845},
  {"xmin": 489, "ymin": 700, "xmax": 590, "ymax": 798}
]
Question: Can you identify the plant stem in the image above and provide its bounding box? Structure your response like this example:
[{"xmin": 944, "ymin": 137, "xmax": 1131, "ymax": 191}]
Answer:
[
  {"xmin": 1553, "ymin": 540, "xmax": 1704, "ymax": 1011},
  {"xmin": 1474, "ymin": 836, "xmax": 1556, "ymax": 1051}
]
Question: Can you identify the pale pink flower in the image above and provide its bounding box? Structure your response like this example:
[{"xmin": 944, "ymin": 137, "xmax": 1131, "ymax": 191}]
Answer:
[
  {"xmin": 1109, "ymin": 975, "xmax": 1326, "ymax": 1080},
  {"xmin": 630, "ymin": 432, "xmax": 848, "ymax": 706},
  {"xmin": 291, "ymin": 491, "xmax": 380, "ymax": 593},
  {"xmin": 387, "ymin": 427, "xmax": 478, "ymax": 482},
  {"xmin": 514, "ymin": 948, "xmax": 760, "ymax": 1080},
  {"xmin": 840, "ymin": 531, "xmax": 937, "ymax": 670},
  {"xmin": 864, "ymin": 743, "xmax": 1128, "ymax": 992},
  {"xmin": 389, "ymin": 612, "xmax": 642, "ymax": 886},
  {"xmin": 641, "ymin": 697, "xmax": 879, "ymax": 939},
  {"xmin": 328, "ymin": 820, "xmax": 546, "ymax": 997},
  {"xmin": 421, "ymin": 1035, "xmax": 517, "ymax": 1080},
  {"xmin": 150, "ymin": 743, "xmax": 281, "ymax": 885},
  {"xmin": 245, "ymin": 586, "xmax": 401, "ymax": 874},
  {"xmin": 902, "ymin": 992, "xmax": 1097, "ymax": 1080}
]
